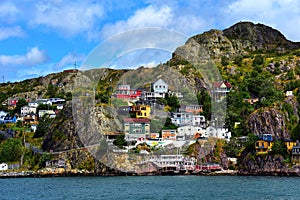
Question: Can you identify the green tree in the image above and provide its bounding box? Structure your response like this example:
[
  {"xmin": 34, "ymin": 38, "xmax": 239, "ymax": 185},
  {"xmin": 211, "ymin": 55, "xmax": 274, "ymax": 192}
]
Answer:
[
  {"xmin": 162, "ymin": 118, "xmax": 178, "ymax": 130},
  {"xmin": 0, "ymin": 138, "xmax": 23, "ymax": 162},
  {"xmin": 113, "ymin": 134, "xmax": 127, "ymax": 149},
  {"xmin": 223, "ymin": 138, "xmax": 240, "ymax": 157},
  {"xmin": 38, "ymin": 153, "xmax": 51, "ymax": 167},
  {"xmin": 271, "ymin": 140, "xmax": 288, "ymax": 158},
  {"xmin": 36, "ymin": 104, "xmax": 56, "ymax": 113},
  {"xmin": 165, "ymin": 94, "xmax": 180, "ymax": 112},
  {"xmin": 13, "ymin": 98, "xmax": 28, "ymax": 114},
  {"xmin": 234, "ymin": 55, "xmax": 243, "ymax": 66},
  {"xmin": 34, "ymin": 116, "xmax": 53, "ymax": 138},
  {"xmin": 197, "ymin": 90, "xmax": 211, "ymax": 120},
  {"xmin": 252, "ymin": 55, "xmax": 264, "ymax": 66},
  {"xmin": 221, "ymin": 56, "xmax": 229, "ymax": 66}
]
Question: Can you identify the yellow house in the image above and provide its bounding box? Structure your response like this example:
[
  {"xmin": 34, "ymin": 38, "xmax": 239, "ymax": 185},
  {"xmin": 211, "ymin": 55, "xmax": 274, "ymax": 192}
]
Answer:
[
  {"xmin": 255, "ymin": 140, "xmax": 273, "ymax": 155},
  {"xmin": 130, "ymin": 105, "xmax": 151, "ymax": 118},
  {"xmin": 284, "ymin": 140, "xmax": 297, "ymax": 153}
]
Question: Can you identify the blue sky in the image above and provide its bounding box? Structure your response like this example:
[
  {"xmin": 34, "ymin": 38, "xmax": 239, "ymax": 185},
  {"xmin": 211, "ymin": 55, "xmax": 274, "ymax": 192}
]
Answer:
[{"xmin": 1, "ymin": 0, "xmax": 300, "ymax": 82}]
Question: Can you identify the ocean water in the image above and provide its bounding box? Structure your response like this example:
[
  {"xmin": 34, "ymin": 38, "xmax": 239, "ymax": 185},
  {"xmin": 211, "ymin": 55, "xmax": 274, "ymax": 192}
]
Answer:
[{"xmin": 0, "ymin": 176, "xmax": 299, "ymax": 200}]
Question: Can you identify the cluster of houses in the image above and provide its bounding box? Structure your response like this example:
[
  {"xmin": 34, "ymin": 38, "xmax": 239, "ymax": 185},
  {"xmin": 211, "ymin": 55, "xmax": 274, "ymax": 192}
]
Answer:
[
  {"xmin": 112, "ymin": 79, "xmax": 232, "ymax": 145},
  {"xmin": 0, "ymin": 97, "xmax": 65, "ymax": 132},
  {"xmin": 253, "ymin": 133, "xmax": 300, "ymax": 164}
]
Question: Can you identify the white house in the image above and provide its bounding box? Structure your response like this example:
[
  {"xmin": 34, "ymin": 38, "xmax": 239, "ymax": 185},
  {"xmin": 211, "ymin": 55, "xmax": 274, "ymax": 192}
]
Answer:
[
  {"xmin": 21, "ymin": 106, "xmax": 37, "ymax": 116},
  {"xmin": 38, "ymin": 110, "xmax": 56, "ymax": 118},
  {"xmin": 0, "ymin": 111, "xmax": 7, "ymax": 123},
  {"xmin": 36, "ymin": 99, "xmax": 52, "ymax": 105},
  {"xmin": 28, "ymin": 102, "xmax": 39, "ymax": 108},
  {"xmin": 0, "ymin": 163, "xmax": 8, "ymax": 171},
  {"xmin": 49, "ymin": 98, "xmax": 65, "ymax": 104},
  {"xmin": 140, "ymin": 91, "xmax": 165, "ymax": 99},
  {"xmin": 205, "ymin": 126, "xmax": 231, "ymax": 141},
  {"xmin": 0, "ymin": 111, "xmax": 7, "ymax": 117},
  {"xmin": 286, "ymin": 91, "xmax": 293, "ymax": 97},
  {"xmin": 56, "ymin": 104, "xmax": 64, "ymax": 110},
  {"xmin": 152, "ymin": 79, "xmax": 168, "ymax": 93},
  {"xmin": 171, "ymin": 112, "xmax": 206, "ymax": 127},
  {"xmin": 177, "ymin": 126, "xmax": 205, "ymax": 139},
  {"xmin": 31, "ymin": 124, "xmax": 37, "ymax": 132}
]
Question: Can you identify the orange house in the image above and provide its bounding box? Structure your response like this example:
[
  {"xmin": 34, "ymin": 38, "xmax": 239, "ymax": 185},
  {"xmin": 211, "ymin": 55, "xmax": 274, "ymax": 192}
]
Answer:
[{"xmin": 161, "ymin": 130, "xmax": 177, "ymax": 141}]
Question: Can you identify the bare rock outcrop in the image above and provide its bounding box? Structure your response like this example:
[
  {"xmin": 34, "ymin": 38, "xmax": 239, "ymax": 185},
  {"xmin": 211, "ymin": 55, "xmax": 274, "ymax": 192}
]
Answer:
[{"xmin": 247, "ymin": 108, "xmax": 289, "ymax": 139}]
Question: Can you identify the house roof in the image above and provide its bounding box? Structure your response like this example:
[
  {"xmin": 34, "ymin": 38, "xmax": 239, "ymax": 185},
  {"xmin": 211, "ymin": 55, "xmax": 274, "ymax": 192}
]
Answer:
[
  {"xmin": 123, "ymin": 118, "xmax": 150, "ymax": 123},
  {"xmin": 213, "ymin": 81, "xmax": 232, "ymax": 88},
  {"xmin": 153, "ymin": 78, "xmax": 167, "ymax": 85}
]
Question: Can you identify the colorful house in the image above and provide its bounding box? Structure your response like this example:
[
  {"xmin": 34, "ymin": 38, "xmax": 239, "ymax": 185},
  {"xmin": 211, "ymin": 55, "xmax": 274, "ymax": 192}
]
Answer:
[
  {"xmin": 130, "ymin": 105, "xmax": 151, "ymax": 118},
  {"xmin": 3, "ymin": 115, "xmax": 17, "ymax": 123},
  {"xmin": 212, "ymin": 81, "xmax": 232, "ymax": 102},
  {"xmin": 123, "ymin": 118, "xmax": 150, "ymax": 140},
  {"xmin": 284, "ymin": 139, "xmax": 297, "ymax": 153},
  {"xmin": 161, "ymin": 130, "xmax": 177, "ymax": 141},
  {"xmin": 179, "ymin": 105, "xmax": 203, "ymax": 114},
  {"xmin": 114, "ymin": 84, "xmax": 144, "ymax": 100},
  {"xmin": 255, "ymin": 140, "xmax": 273, "ymax": 155},
  {"xmin": 149, "ymin": 133, "xmax": 160, "ymax": 139}
]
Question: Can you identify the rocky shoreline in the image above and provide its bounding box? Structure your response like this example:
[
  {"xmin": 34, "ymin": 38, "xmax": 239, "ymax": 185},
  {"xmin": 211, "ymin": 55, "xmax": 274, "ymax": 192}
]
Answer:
[{"xmin": 3, "ymin": 168, "xmax": 300, "ymax": 178}]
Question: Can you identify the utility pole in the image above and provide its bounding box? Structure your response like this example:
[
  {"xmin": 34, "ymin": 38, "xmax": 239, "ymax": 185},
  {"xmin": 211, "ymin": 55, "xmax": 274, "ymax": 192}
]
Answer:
[{"xmin": 74, "ymin": 61, "xmax": 77, "ymax": 70}]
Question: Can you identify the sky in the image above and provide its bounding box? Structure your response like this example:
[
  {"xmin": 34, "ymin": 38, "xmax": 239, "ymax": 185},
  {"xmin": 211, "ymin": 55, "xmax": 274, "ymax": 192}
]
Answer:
[{"xmin": 1, "ymin": 0, "xmax": 300, "ymax": 82}]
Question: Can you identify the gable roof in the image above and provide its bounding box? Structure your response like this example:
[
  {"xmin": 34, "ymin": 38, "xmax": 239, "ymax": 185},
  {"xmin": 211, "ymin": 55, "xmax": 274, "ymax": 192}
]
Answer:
[
  {"xmin": 153, "ymin": 78, "xmax": 167, "ymax": 85},
  {"xmin": 213, "ymin": 81, "xmax": 232, "ymax": 89}
]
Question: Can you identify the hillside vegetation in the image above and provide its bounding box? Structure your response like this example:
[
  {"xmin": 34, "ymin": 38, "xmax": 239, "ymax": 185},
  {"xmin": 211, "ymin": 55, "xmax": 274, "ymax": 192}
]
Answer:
[{"xmin": 1, "ymin": 22, "xmax": 300, "ymax": 172}]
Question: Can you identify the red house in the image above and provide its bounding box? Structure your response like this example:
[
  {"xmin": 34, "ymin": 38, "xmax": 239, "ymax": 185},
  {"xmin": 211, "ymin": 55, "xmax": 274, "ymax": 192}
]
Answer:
[{"xmin": 115, "ymin": 84, "xmax": 143, "ymax": 100}]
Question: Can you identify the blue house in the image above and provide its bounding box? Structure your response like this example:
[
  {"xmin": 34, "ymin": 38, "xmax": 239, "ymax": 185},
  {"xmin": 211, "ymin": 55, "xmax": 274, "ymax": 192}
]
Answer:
[{"xmin": 3, "ymin": 116, "xmax": 17, "ymax": 123}]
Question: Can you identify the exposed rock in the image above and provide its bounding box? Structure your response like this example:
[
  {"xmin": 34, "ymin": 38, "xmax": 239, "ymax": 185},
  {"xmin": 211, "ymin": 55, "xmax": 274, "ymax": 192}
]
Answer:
[
  {"xmin": 247, "ymin": 108, "xmax": 290, "ymax": 139},
  {"xmin": 223, "ymin": 22, "xmax": 300, "ymax": 52}
]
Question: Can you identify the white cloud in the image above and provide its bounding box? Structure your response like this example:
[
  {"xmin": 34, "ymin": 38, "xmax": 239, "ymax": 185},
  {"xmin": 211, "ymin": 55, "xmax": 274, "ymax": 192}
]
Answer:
[
  {"xmin": 101, "ymin": 5, "xmax": 173, "ymax": 38},
  {"xmin": 0, "ymin": 26, "xmax": 25, "ymax": 40},
  {"xmin": 0, "ymin": 2, "xmax": 19, "ymax": 20},
  {"xmin": 31, "ymin": 1, "xmax": 103, "ymax": 37},
  {"xmin": 55, "ymin": 53, "xmax": 85, "ymax": 70},
  {"xmin": 0, "ymin": 47, "xmax": 48, "ymax": 67},
  {"xmin": 100, "ymin": 3, "xmax": 210, "ymax": 40}
]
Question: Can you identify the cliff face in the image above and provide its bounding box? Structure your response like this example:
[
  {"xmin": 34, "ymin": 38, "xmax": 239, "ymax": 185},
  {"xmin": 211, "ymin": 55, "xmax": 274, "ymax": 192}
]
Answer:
[
  {"xmin": 238, "ymin": 154, "xmax": 288, "ymax": 175},
  {"xmin": 223, "ymin": 22, "xmax": 300, "ymax": 52},
  {"xmin": 174, "ymin": 22, "xmax": 300, "ymax": 63},
  {"xmin": 247, "ymin": 108, "xmax": 289, "ymax": 139},
  {"xmin": 247, "ymin": 96, "xmax": 299, "ymax": 139}
]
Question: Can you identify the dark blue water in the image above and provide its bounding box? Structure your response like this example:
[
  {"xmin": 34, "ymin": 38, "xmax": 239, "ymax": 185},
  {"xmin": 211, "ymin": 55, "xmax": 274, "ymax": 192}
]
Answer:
[{"xmin": 0, "ymin": 176, "xmax": 299, "ymax": 200}]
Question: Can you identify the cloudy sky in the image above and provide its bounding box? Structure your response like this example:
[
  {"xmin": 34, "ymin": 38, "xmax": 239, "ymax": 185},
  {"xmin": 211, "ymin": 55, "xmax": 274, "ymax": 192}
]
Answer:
[{"xmin": 1, "ymin": 0, "xmax": 300, "ymax": 82}]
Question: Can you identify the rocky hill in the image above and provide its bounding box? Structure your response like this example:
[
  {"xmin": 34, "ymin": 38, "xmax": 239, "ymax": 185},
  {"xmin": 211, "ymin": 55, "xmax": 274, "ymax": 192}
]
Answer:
[{"xmin": 1, "ymin": 22, "xmax": 300, "ymax": 174}]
